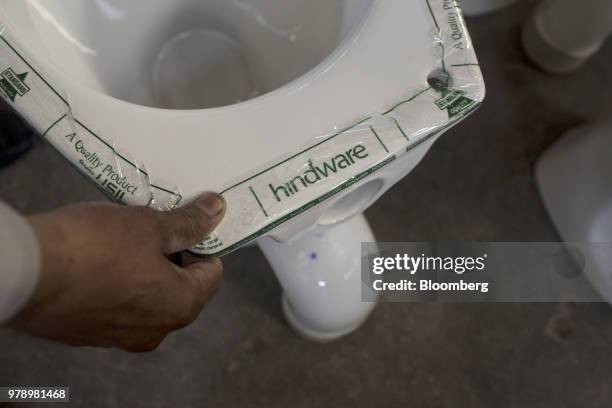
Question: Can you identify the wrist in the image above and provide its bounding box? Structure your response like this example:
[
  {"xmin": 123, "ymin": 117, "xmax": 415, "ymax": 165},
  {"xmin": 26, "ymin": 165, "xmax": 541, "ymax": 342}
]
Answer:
[{"xmin": 23, "ymin": 214, "xmax": 72, "ymax": 309}]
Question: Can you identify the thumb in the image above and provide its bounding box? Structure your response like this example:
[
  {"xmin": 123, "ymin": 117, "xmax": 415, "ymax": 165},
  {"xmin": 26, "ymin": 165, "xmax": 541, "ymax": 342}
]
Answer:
[{"xmin": 158, "ymin": 192, "xmax": 225, "ymax": 254}]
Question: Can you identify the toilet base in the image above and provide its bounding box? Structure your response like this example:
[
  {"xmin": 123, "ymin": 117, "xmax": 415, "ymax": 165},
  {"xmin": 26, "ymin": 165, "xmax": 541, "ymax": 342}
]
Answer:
[
  {"xmin": 536, "ymin": 122, "xmax": 612, "ymax": 302},
  {"xmin": 258, "ymin": 214, "xmax": 378, "ymax": 342},
  {"xmin": 281, "ymin": 295, "xmax": 364, "ymax": 342},
  {"xmin": 522, "ymin": 12, "xmax": 587, "ymax": 75},
  {"xmin": 522, "ymin": 0, "xmax": 612, "ymax": 75}
]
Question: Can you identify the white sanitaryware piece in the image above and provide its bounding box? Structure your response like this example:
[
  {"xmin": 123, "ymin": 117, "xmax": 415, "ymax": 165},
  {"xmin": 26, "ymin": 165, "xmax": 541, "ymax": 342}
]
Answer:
[
  {"xmin": 0, "ymin": 0, "xmax": 484, "ymax": 340},
  {"xmin": 523, "ymin": 0, "xmax": 612, "ymax": 74},
  {"xmin": 459, "ymin": 0, "xmax": 518, "ymax": 17},
  {"xmin": 259, "ymin": 214, "xmax": 377, "ymax": 342},
  {"xmin": 536, "ymin": 122, "xmax": 612, "ymax": 303}
]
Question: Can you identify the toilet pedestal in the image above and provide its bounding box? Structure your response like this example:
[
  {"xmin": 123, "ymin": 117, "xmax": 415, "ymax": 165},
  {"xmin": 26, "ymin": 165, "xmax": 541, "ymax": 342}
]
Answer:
[
  {"xmin": 258, "ymin": 214, "xmax": 377, "ymax": 341},
  {"xmin": 536, "ymin": 122, "xmax": 612, "ymax": 302},
  {"xmin": 522, "ymin": 0, "xmax": 612, "ymax": 74}
]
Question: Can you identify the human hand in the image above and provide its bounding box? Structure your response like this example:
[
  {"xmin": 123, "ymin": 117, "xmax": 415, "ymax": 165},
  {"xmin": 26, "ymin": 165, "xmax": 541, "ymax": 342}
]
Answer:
[{"xmin": 10, "ymin": 193, "xmax": 225, "ymax": 352}]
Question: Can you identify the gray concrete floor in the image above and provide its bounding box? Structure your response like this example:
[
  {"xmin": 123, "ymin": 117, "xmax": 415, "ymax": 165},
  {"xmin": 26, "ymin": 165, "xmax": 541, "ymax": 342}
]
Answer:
[{"xmin": 2, "ymin": 2, "xmax": 612, "ymax": 407}]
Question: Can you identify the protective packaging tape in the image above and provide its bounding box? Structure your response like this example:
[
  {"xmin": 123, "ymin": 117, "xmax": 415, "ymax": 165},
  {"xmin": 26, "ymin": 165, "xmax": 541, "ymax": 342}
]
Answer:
[
  {"xmin": 0, "ymin": 32, "xmax": 182, "ymax": 212},
  {"xmin": 0, "ymin": 0, "xmax": 484, "ymax": 256}
]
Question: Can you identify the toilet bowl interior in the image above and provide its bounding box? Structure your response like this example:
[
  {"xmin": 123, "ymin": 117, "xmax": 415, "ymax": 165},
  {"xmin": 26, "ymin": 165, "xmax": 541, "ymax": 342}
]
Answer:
[{"xmin": 1, "ymin": 0, "xmax": 372, "ymax": 109}]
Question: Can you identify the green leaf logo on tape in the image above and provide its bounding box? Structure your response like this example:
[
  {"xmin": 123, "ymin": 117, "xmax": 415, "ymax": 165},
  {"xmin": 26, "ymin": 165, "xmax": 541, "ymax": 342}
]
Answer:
[{"xmin": 0, "ymin": 68, "xmax": 30, "ymax": 102}]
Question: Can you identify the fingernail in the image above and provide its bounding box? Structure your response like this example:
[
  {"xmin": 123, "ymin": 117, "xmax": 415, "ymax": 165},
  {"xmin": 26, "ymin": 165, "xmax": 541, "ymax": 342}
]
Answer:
[{"xmin": 197, "ymin": 193, "xmax": 225, "ymax": 218}]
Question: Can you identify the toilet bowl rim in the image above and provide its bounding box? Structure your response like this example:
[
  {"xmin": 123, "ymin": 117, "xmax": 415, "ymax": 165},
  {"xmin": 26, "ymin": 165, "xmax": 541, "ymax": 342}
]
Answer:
[{"xmin": 0, "ymin": 0, "xmax": 377, "ymax": 115}]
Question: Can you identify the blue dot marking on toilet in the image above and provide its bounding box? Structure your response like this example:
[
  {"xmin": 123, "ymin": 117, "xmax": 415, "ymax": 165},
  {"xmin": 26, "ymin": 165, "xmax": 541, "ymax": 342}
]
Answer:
[{"xmin": 310, "ymin": 252, "xmax": 318, "ymax": 261}]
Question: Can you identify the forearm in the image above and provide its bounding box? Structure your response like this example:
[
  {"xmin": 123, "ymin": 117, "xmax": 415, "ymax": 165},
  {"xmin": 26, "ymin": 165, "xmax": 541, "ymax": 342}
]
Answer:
[{"xmin": 0, "ymin": 201, "xmax": 40, "ymax": 323}]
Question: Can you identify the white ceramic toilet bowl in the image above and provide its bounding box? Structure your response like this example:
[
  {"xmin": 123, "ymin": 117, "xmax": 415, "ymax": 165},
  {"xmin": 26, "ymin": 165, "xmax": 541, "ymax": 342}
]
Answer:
[
  {"xmin": 0, "ymin": 0, "xmax": 484, "ymax": 340},
  {"xmin": 523, "ymin": 0, "xmax": 612, "ymax": 75},
  {"xmin": 537, "ymin": 122, "xmax": 612, "ymax": 303}
]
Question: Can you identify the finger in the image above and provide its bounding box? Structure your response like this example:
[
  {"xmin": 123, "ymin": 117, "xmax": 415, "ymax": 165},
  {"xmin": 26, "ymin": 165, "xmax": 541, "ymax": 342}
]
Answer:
[
  {"xmin": 158, "ymin": 192, "xmax": 225, "ymax": 254},
  {"xmin": 182, "ymin": 257, "xmax": 223, "ymax": 304},
  {"xmin": 145, "ymin": 258, "xmax": 221, "ymax": 333},
  {"xmin": 162, "ymin": 258, "xmax": 223, "ymax": 329},
  {"xmin": 179, "ymin": 251, "xmax": 205, "ymax": 267},
  {"xmin": 123, "ymin": 337, "xmax": 165, "ymax": 353},
  {"xmin": 173, "ymin": 258, "xmax": 223, "ymax": 329}
]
